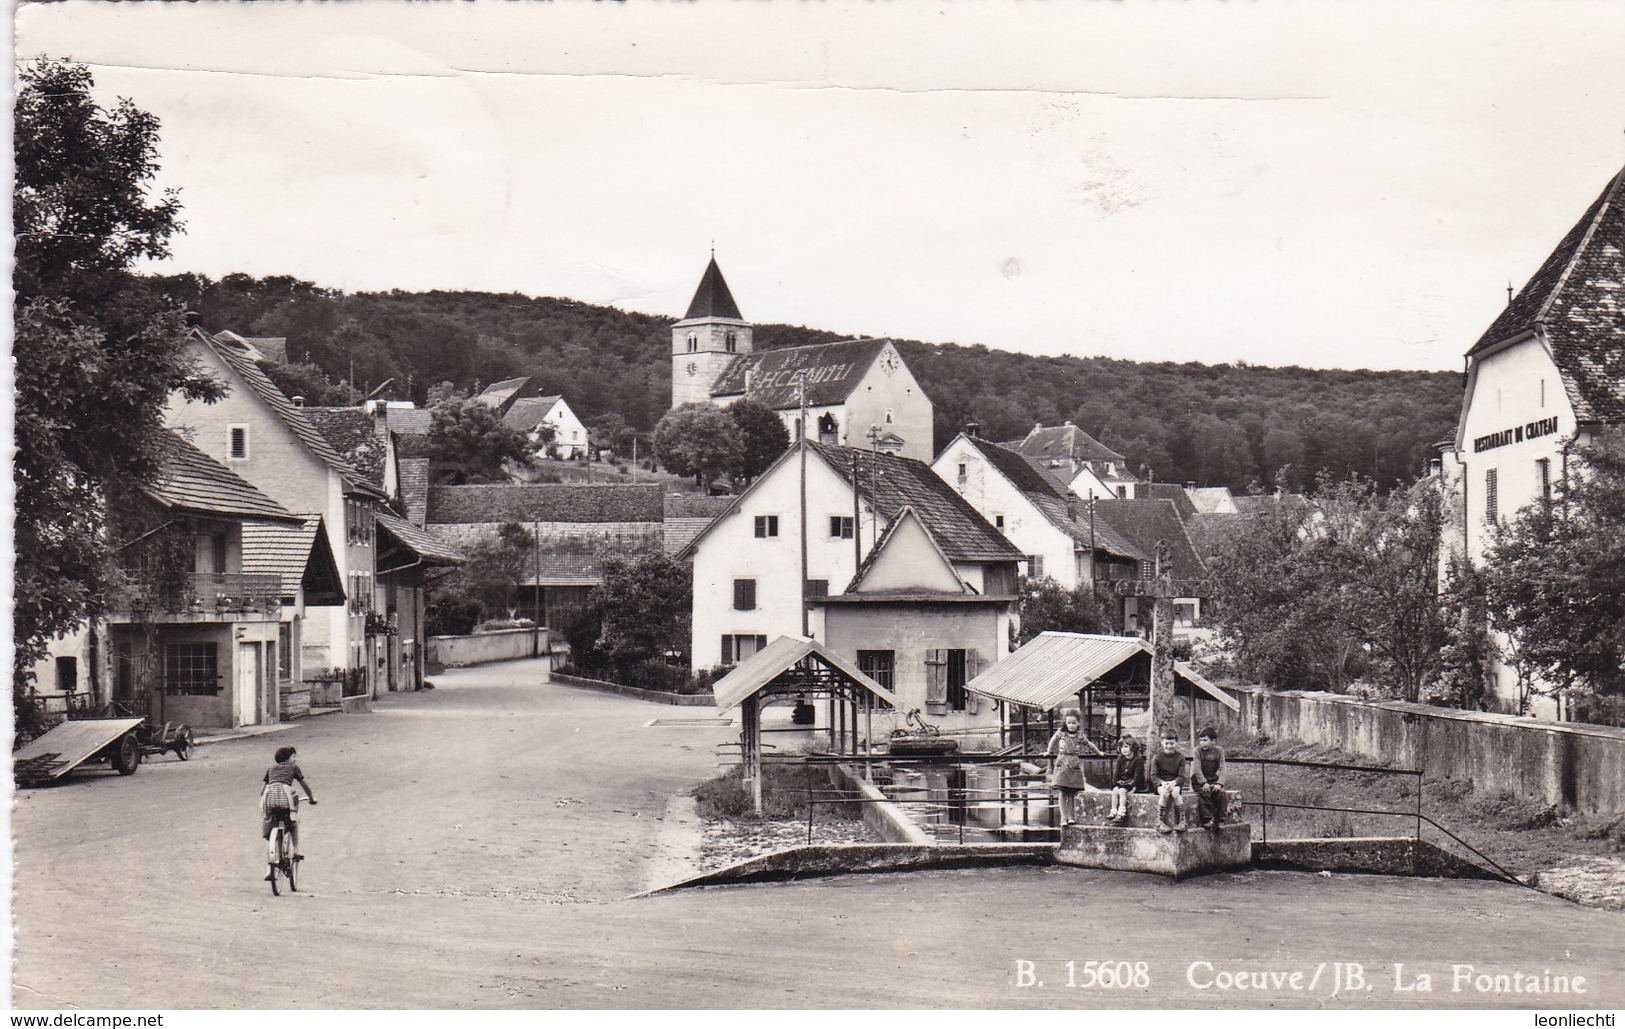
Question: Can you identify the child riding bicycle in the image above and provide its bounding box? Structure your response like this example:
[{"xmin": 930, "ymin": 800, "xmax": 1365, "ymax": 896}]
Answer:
[{"xmin": 261, "ymin": 746, "xmax": 317, "ymax": 877}]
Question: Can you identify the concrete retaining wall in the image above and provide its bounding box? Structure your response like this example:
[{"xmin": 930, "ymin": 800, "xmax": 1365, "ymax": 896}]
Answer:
[
  {"xmin": 425, "ymin": 628, "xmax": 549, "ymax": 669},
  {"xmin": 1194, "ymin": 685, "xmax": 1625, "ymax": 815},
  {"xmin": 1252, "ymin": 837, "xmax": 1507, "ymax": 881},
  {"xmin": 549, "ymin": 673, "xmax": 715, "ymax": 707},
  {"xmin": 640, "ymin": 843, "xmax": 1056, "ymax": 893},
  {"xmin": 830, "ymin": 763, "xmax": 932, "ymax": 844}
]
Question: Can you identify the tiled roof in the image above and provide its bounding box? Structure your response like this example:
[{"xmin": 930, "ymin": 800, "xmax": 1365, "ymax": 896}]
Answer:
[
  {"xmin": 710, "ymin": 338, "xmax": 891, "ymax": 409},
  {"xmin": 664, "ymin": 494, "xmax": 736, "ymax": 518},
  {"xmin": 398, "ymin": 457, "xmax": 431, "ymax": 525},
  {"xmin": 203, "ymin": 330, "xmax": 384, "ymax": 499},
  {"xmin": 520, "ymin": 549, "xmax": 606, "ymax": 588},
  {"xmin": 145, "ymin": 431, "xmax": 300, "ymax": 523},
  {"xmin": 394, "ymin": 433, "xmax": 435, "ymax": 459},
  {"xmin": 1469, "ymin": 164, "xmax": 1625, "ymax": 422},
  {"xmin": 302, "ymin": 407, "xmax": 387, "ymax": 488},
  {"xmin": 384, "ymin": 407, "xmax": 434, "ymax": 436},
  {"xmin": 1007, "ymin": 423, "xmax": 1125, "ymax": 465},
  {"xmin": 502, "ymin": 395, "xmax": 562, "ymax": 431},
  {"xmin": 1232, "ymin": 493, "xmax": 1312, "ymax": 518},
  {"xmin": 810, "ymin": 442, "xmax": 1023, "ymax": 564},
  {"xmin": 426, "ymin": 483, "xmax": 665, "ymax": 525},
  {"xmin": 375, "ymin": 510, "xmax": 465, "ymax": 566},
  {"xmin": 663, "ymin": 517, "xmax": 715, "ymax": 555},
  {"xmin": 957, "ymin": 436, "xmax": 1141, "ymax": 560},
  {"xmin": 242, "ymin": 515, "xmax": 328, "ymax": 596},
  {"xmin": 213, "ymin": 331, "xmax": 288, "ymax": 364},
  {"xmin": 476, "ymin": 377, "xmax": 533, "ymax": 415},
  {"xmin": 1135, "ymin": 483, "xmax": 1198, "ymax": 519},
  {"xmin": 1185, "ymin": 512, "xmax": 1247, "ymax": 564},
  {"xmin": 682, "ymin": 256, "xmax": 744, "ymax": 321},
  {"xmin": 1091, "ymin": 499, "xmax": 1207, "ymax": 580}
]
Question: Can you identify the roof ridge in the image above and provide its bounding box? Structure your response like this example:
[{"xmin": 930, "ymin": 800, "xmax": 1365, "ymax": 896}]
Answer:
[{"xmin": 1537, "ymin": 165, "xmax": 1625, "ymax": 327}]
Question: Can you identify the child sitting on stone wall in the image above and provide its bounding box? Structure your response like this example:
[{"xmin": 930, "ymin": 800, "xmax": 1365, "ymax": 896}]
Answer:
[
  {"xmin": 1148, "ymin": 732, "xmax": 1188, "ymax": 833},
  {"xmin": 1106, "ymin": 736, "xmax": 1145, "ymax": 825}
]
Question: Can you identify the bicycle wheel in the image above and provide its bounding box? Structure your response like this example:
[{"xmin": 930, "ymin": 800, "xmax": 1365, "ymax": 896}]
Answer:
[
  {"xmin": 268, "ymin": 828, "xmax": 282, "ymax": 896},
  {"xmin": 283, "ymin": 831, "xmax": 297, "ymax": 893}
]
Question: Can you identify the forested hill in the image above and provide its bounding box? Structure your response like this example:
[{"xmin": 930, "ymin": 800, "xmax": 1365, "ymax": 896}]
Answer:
[{"xmin": 148, "ymin": 273, "xmax": 1461, "ymax": 492}]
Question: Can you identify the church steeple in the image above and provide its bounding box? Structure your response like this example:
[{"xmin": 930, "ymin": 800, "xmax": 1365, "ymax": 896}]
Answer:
[
  {"xmin": 685, "ymin": 255, "xmax": 744, "ymax": 321},
  {"xmin": 672, "ymin": 255, "xmax": 753, "ymax": 409}
]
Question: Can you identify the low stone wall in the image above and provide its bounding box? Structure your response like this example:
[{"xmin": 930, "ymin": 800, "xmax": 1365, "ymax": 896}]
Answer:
[
  {"xmin": 549, "ymin": 672, "xmax": 714, "ymax": 707},
  {"xmin": 639, "ymin": 843, "xmax": 1056, "ymax": 893},
  {"xmin": 1253, "ymin": 837, "xmax": 1506, "ymax": 881},
  {"xmin": 425, "ymin": 628, "xmax": 549, "ymax": 669},
  {"xmin": 1194, "ymin": 685, "xmax": 1625, "ymax": 816}
]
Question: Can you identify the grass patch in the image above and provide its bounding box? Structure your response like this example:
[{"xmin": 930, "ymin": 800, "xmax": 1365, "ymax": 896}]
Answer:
[{"xmin": 694, "ymin": 763, "xmax": 862, "ymax": 822}]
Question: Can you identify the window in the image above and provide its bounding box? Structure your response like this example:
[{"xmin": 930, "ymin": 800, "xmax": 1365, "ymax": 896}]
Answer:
[
  {"xmin": 994, "ymin": 514, "xmax": 1005, "ymax": 530},
  {"xmin": 725, "ymin": 331, "xmax": 738, "ymax": 354},
  {"xmin": 687, "ymin": 333, "xmax": 698, "ymax": 354},
  {"xmin": 753, "ymin": 515, "xmax": 779, "ymax": 538},
  {"xmin": 721, "ymin": 634, "xmax": 768, "ymax": 666},
  {"xmin": 55, "ymin": 657, "xmax": 77, "ymax": 694},
  {"xmin": 1115, "ymin": 486, "xmax": 1128, "ymax": 499},
  {"xmin": 227, "ymin": 425, "xmax": 249, "ymax": 460},
  {"xmin": 857, "ymin": 650, "xmax": 895, "ymax": 692},
  {"xmin": 885, "ymin": 409, "xmax": 894, "ymax": 425},
  {"xmin": 164, "ymin": 643, "xmax": 220, "ymax": 696},
  {"xmin": 829, "ymin": 516, "xmax": 854, "ymax": 539},
  {"xmin": 1485, "ymin": 468, "xmax": 1499, "ymax": 524},
  {"xmin": 805, "ymin": 579, "xmax": 829, "ymax": 599},
  {"xmin": 1025, "ymin": 554, "xmax": 1044, "ymax": 579},
  {"xmin": 957, "ymin": 462, "xmax": 968, "ymax": 483},
  {"xmin": 1537, "ymin": 458, "xmax": 1552, "ymax": 503},
  {"xmin": 733, "ymin": 579, "xmax": 757, "ymax": 611},
  {"xmin": 946, "ymin": 649, "xmax": 969, "ymax": 712},
  {"xmin": 277, "ymin": 624, "xmax": 293, "ymax": 681},
  {"xmin": 1540, "ymin": 379, "xmax": 1546, "ymax": 408}
]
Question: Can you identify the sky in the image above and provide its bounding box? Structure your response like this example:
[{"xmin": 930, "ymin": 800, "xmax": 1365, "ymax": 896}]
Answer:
[{"xmin": 14, "ymin": 0, "xmax": 1625, "ymax": 373}]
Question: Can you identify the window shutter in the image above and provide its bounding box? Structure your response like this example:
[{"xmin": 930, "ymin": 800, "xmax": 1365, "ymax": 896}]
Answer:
[
  {"xmin": 925, "ymin": 648, "xmax": 948, "ymax": 710},
  {"xmin": 734, "ymin": 579, "xmax": 756, "ymax": 611},
  {"xmin": 964, "ymin": 649, "xmax": 982, "ymax": 713},
  {"xmin": 720, "ymin": 635, "xmax": 732, "ymax": 665}
]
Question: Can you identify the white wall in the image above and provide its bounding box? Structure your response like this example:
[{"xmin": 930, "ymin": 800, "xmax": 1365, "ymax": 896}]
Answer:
[
  {"xmin": 933, "ymin": 437, "xmax": 1080, "ymax": 588},
  {"xmin": 690, "ymin": 453, "xmax": 878, "ymax": 670}
]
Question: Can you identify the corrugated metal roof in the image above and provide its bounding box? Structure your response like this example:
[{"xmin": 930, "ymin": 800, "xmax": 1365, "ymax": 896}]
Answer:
[
  {"xmin": 966, "ymin": 631, "xmax": 1238, "ymax": 711},
  {"xmin": 712, "ymin": 635, "xmax": 898, "ymax": 713},
  {"xmin": 967, "ymin": 632, "xmax": 1150, "ymax": 711}
]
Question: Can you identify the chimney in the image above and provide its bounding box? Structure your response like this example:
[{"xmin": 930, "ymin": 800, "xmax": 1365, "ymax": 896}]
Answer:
[
  {"xmin": 965, "ymin": 420, "xmax": 981, "ymax": 438},
  {"xmin": 183, "ymin": 310, "xmax": 203, "ymax": 328},
  {"xmin": 1185, "ymin": 481, "xmax": 1196, "ymax": 490},
  {"xmin": 290, "ymin": 395, "xmax": 305, "ymax": 408},
  {"xmin": 1067, "ymin": 496, "xmax": 1078, "ymax": 522}
]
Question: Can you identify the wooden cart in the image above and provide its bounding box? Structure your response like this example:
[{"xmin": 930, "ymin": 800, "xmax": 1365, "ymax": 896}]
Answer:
[{"xmin": 13, "ymin": 718, "xmax": 147, "ymax": 787}]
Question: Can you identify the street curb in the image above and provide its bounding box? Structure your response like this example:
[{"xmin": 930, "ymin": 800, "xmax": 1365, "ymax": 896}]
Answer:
[{"xmin": 194, "ymin": 707, "xmax": 341, "ymax": 746}]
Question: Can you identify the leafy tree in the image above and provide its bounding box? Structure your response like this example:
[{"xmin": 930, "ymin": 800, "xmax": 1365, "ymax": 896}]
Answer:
[
  {"xmin": 1482, "ymin": 431, "xmax": 1625, "ymax": 719},
  {"xmin": 429, "ymin": 522, "xmax": 534, "ymax": 631},
  {"xmin": 426, "ymin": 395, "xmax": 532, "ymax": 483},
  {"xmin": 13, "ymin": 59, "xmax": 223, "ymax": 687},
  {"xmin": 1428, "ymin": 560, "xmax": 1497, "ymax": 710},
  {"xmin": 263, "ymin": 360, "xmax": 354, "ymax": 407},
  {"xmin": 588, "ymin": 552, "xmax": 693, "ymax": 674},
  {"xmin": 729, "ymin": 398, "xmax": 790, "ymax": 482},
  {"xmin": 653, "ymin": 402, "xmax": 743, "ymax": 489},
  {"xmin": 1013, "ymin": 576, "xmax": 1110, "ymax": 646}
]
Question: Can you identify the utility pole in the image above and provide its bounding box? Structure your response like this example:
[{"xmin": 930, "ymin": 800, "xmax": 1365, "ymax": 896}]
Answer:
[{"xmin": 798, "ymin": 373, "xmax": 810, "ymax": 638}]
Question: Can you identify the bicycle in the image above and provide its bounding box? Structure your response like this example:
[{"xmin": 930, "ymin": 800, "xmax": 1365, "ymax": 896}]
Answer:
[{"xmin": 265, "ymin": 798, "xmax": 315, "ymax": 895}]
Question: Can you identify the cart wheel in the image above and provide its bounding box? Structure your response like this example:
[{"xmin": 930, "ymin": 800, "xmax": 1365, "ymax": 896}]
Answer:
[
  {"xmin": 174, "ymin": 738, "xmax": 192, "ymax": 761},
  {"xmin": 112, "ymin": 733, "xmax": 142, "ymax": 775}
]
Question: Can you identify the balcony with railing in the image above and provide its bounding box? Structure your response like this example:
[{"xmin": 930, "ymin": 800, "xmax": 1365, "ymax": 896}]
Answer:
[{"xmin": 112, "ymin": 571, "xmax": 283, "ymax": 622}]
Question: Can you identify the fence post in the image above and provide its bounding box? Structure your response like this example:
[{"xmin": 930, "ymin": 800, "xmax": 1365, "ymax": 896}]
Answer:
[
  {"xmin": 807, "ymin": 771, "xmax": 814, "ymax": 845},
  {"xmin": 1414, "ymin": 769, "xmax": 1422, "ymax": 843},
  {"xmin": 1261, "ymin": 762, "xmax": 1268, "ymax": 844}
]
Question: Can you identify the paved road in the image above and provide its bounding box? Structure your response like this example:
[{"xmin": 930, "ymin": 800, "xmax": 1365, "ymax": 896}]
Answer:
[{"xmin": 12, "ymin": 661, "xmax": 1624, "ymax": 1009}]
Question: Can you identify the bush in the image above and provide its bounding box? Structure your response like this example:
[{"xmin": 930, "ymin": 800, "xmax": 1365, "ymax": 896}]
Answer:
[{"xmin": 692, "ymin": 764, "xmax": 860, "ymax": 821}]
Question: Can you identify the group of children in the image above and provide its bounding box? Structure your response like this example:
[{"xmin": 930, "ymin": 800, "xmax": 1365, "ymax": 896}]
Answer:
[{"xmin": 1047, "ymin": 713, "xmax": 1235, "ymax": 833}]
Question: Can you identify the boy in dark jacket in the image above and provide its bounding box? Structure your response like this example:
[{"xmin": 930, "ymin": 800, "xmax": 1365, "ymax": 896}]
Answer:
[
  {"xmin": 1149, "ymin": 732, "xmax": 1188, "ymax": 833},
  {"xmin": 1191, "ymin": 726, "xmax": 1230, "ymax": 829}
]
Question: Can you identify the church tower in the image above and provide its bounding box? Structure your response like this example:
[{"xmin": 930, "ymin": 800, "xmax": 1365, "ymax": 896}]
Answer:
[{"xmin": 672, "ymin": 256, "xmax": 753, "ymax": 409}]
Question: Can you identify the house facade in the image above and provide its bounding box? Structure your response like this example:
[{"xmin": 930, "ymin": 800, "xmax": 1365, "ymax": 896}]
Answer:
[
  {"xmin": 1003, "ymin": 421, "xmax": 1139, "ymax": 499},
  {"xmin": 671, "ymin": 257, "xmax": 935, "ymax": 461},
  {"xmin": 680, "ymin": 441, "xmax": 1023, "ymax": 697},
  {"xmin": 166, "ymin": 329, "xmax": 390, "ymax": 692},
  {"xmin": 1451, "ymin": 162, "xmax": 1625, "ymax": 717}
]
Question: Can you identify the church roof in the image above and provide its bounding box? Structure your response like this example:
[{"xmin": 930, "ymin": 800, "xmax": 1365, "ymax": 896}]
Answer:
[
  {"xmin": 710, "ymin": 337, "xmax": 893, "ymax": 409},
  {"xmin": 1006, "ymin": 422, "xmax": 1126, "ymax": 465},
  {"xmin": 682, "ymin": 256, "xmax": 744, "ymax": 321},
  {"xmin": 1468, "ymin": 164, "xmax": 1625, "ymax": 423}
]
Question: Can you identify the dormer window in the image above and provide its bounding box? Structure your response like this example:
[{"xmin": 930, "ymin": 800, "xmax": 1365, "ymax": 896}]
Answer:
[{"xmin": 228, "ymin": 425, "xmax": 249, "ymax": 461}]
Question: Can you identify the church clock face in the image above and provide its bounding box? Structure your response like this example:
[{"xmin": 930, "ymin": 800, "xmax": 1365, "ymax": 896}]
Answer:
[
  {"xmin": 879, "ymin": 350, "xmax": 900, "ymax": 375},
  {"xmin": 685, "ymin": 362, "xmax": 699, "ymax": 376}
]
